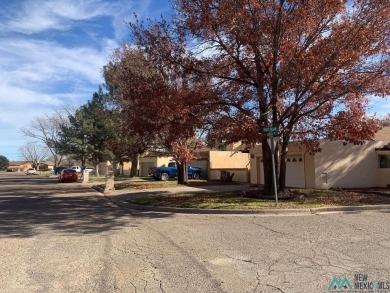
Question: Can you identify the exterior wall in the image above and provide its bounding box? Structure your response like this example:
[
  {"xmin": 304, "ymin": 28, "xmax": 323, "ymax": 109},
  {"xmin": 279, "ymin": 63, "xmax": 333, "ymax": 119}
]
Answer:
[
  {"xmin": 120, "ymin": 162, "xmax": 132, "ymax": 176},
  {"xmin": 250, "ymin": 140, "xmax": 390, "ymax": 189},
  {"xmin": 209, "ymin": 169, "xmax": 249, "ymax": 182},
  {"xmin": 209, "ymin": 151, "xmax": 250, "ymax": 169},
  {"xmin": 304, "ymin": 154, "xmax": 316, "ymax": 188},
  {"xmin": 7, "ymin": 162, "xmax": 32, "ymax": 172},
  {"xmin": 139, "ymin": 151, "xmax": 250, "ymax": 182},
  {"xmin": 208, "ymin": 151, "xmax": 250, "ymax": 183},
  {"xmin": 314, "ymin": 140, "xmax": 387, "ymax": 188},
  {"xmin": 377, "ymin": 168, "xmax": 390, "ymax": 187},
  {"xmin": 156, "ymin": 157, "xmax": 174, "ymax": 167},
  {"xmin": 370, "ymin": 149, "xmax": 390, "ymax": 188},
  {"xmin": 374, "ymin": 127, "xmax": 390, "ymax": 141},
  {"xmin": 138, "ymin": 156, "xmax": 174, "ymax": 177}
]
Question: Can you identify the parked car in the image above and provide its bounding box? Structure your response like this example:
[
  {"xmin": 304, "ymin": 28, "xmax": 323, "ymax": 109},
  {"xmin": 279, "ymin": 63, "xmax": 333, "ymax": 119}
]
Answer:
[
  {"xmin": 151, "ymin": 162, "xmax": 202, "ymax": 181},
  {"xmin": 58, "ymin": 169, "xmax": 78, "ymax": 183},
  {"xmin": 26, "ymin": 168, "xmax": 37, "ymax": 175},
  {"xmin": 52, "ymin": 166, "xmax": 66, "ymax": 175},
  {"xmin": 83, "ymin": 167, "xmax": 94, "ymax": 173},
  {"xmin": 71, "ymin": 166, "xmax": 82, "ymax": 173}
]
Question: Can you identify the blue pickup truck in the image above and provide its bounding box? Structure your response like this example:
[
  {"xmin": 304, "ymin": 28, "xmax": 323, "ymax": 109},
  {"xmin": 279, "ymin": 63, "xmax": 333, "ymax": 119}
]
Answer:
[{"xmin": 151, "ymin": 162, "xmax": 203, "ymax": 181}]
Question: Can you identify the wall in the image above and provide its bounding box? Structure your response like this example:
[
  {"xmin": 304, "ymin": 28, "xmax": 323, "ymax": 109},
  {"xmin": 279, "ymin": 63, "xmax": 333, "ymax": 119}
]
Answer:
[
  {"xmin": 374, "ymin": 149, "xmax": 390, "ymax": 187},
  {"xmin": 209, "ymin": 151, "xmax": 250, "ymax": 169},
  {"xmin": 209, "ymin": 169, "xmax": 249, "ymax": 182},
  {"xmin": 121, "ymin": 162, "xmax": 132, "ymax": 176},
  {"xmin": 314, "ymin": 140, "xmax": 387, "ymax": 188},
  {"xmin": 138, "ymin": 156, "xmax": 174, "ymax": 177},
  {"xmin": 209, "ymin": 151, "xmax": 250, "ymax": 182}
]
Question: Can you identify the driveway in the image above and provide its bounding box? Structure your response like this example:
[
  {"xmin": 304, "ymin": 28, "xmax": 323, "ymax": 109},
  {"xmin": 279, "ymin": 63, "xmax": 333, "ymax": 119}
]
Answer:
[{"xmin": 1, "ymin": 172, "xmax": 389, "ymax": 292}]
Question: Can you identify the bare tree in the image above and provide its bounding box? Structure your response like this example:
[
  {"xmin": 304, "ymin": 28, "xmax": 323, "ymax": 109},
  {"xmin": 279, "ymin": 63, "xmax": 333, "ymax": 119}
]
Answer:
[
  {"xmin": 18, "ymin": 142, "xmax": 49, "ymax": 170},
  {"xmin": 20, "ymin": 104, "xmax": 74, "ymax": 167}
]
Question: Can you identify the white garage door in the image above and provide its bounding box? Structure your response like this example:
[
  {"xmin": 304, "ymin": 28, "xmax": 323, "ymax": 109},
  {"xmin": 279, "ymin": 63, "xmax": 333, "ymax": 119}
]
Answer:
[
  {"xmin": 286, "ymin": 155, "xmax": 305, "ymax": 188},
  {"xmin": 259, "ymin": 155, "xmax": 305, "ymax": 188}
]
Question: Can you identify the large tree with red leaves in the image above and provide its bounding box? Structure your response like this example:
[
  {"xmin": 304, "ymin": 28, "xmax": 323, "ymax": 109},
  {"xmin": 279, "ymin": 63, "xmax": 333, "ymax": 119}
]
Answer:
[
  {"xmin": 129, "ymin": 0, "xmax": 389, "ymax": 194},
  {"xmin": 105, "ymin": 45, "xmax": 212, "ymax": 184}
]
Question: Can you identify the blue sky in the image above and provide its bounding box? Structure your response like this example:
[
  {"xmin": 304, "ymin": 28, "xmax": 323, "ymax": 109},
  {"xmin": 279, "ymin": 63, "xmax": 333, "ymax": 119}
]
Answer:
[
  {"xmin": 0, "ymin": 0, "xmax": 389, "ymax": 161},
  {"xmin": 0, "ymin": 0, "xmax": 171, "ymax": 161}
]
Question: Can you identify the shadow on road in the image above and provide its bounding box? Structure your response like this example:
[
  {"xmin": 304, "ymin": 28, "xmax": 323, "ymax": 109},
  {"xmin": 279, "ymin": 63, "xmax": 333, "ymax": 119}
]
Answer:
[{"xmin": 0, "ymin": 173, "xmax": 174, "ymax": 238}]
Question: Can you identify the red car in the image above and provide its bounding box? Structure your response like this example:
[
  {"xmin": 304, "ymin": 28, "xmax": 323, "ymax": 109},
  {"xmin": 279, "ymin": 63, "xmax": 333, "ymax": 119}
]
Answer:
[{"xmin": 58, "ymin": 169, "xmax": 78, "ymax": 183}]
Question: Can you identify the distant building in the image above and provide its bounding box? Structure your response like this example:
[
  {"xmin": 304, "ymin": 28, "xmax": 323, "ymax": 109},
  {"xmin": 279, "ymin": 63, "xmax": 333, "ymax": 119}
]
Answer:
[{"xmin": 7, "ymin": 161, "xmax": 33, "ymax": 172}]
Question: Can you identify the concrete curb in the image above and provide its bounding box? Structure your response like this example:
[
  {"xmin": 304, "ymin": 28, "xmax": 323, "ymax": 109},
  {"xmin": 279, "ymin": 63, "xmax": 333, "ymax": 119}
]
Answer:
[
  {"xmin": 91, "ymin": 185, "xmax": 104, "ymax": 193},
  {"xmin": 310, "ymin": 205, "xmax": 390, "ymax": 214},
  {"xmin": 108, "ymin": 197, "xmax": 312, "ymax": 215}
]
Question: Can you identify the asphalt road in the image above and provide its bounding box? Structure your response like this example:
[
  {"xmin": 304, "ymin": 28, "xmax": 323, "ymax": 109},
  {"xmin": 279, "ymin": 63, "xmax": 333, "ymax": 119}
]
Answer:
[{"xmin": 1, "ymin": 172, "xmax": 389, "ymax": 293}]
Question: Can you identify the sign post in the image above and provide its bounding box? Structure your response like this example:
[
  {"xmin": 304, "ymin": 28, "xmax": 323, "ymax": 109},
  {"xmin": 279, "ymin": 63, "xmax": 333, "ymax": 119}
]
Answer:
[{"xmin": 263, "ymin": 126, "xmax": 279, "ymax": 207}]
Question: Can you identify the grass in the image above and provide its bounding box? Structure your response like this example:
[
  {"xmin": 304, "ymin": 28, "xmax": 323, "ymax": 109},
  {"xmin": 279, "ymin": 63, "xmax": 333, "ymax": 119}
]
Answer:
[
  {"xmin": 88, "ymin": 176, "xmax": 154, "ymax": 183},
  {"xmin": 125, "ymin": 188, "xmax": 390, "ymax": 210},
  {"xmin": 98, "ymin": 178, "xmax": 237, "ymax": 190}
]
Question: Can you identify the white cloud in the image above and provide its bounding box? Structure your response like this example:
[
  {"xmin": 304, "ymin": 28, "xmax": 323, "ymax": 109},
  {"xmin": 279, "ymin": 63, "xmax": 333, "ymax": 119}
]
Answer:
[
  {"xmin": 0, "ymin": 0, "xmax": 169, "ymax": 160},
  {"xmin": 2, "ymin": 0, "xmax": 112, "ymax": 34},
  {"xmin": 0, "ymin": 38, "xmax": 113, "ymax": 89}
]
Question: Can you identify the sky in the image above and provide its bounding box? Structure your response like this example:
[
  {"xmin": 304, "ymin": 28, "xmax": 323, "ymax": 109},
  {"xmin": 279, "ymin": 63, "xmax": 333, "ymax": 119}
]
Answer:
[
  {"xmin": 0, "ymin": 0, "xmax": 171, "ymax": 161},
  {"xmin": 0, "ymin": 0, "xmax": 389, "ymax": 161}
]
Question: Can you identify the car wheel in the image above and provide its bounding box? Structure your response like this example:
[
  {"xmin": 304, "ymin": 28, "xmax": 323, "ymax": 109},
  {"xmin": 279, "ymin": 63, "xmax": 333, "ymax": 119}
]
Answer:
[
  {"xmin": 161, "ymin": 173, "xmax": 169, "ymax": 181},
  {"xmin": 192, "ymin": 172, "xmax": 201, "ymax": 180}
]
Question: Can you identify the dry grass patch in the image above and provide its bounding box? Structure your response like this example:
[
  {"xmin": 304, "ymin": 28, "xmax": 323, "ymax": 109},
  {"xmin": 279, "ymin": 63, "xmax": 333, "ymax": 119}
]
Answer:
[{"xmin": 125, "ymin": 188, "xmax": 390, "ymax": 209}]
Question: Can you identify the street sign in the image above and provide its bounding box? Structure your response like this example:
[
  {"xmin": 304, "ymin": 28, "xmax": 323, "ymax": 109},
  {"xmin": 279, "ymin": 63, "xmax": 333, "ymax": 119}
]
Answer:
[
  {"xmin": 262, "ymin": 126, "xmax": 278, "ymax": 137},
  {"xmin": 262, "ymin": 126, "xmax": 278, "ymax": 133},
  {"xmin": 266, "ymin": 135, "xmax": 279, "ymax": 207},
  {"xmin": 267, "ymin": 137, "xmax": 279, "ymax": 155}
]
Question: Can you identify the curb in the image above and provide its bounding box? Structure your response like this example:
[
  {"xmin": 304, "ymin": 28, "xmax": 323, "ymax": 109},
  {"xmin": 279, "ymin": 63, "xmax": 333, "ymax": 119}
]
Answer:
[
  {"xmin": 310, "ymin": 205, "xmax": 390, "ymax": 214},
  {"xmin": 91, "ymin": 185, "xmax": 104, "ymax": 193},
  {"xmin": 108, "ymin": 197, "xmax": 312, "ymax": 215}
]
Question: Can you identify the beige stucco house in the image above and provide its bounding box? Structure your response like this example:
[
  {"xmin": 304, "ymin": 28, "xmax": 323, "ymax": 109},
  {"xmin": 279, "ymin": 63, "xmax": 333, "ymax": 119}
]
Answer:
[
  {"xmin": 250, "ymin": 128, "xmax": 390, "ymax": 189},
  {"xmin": 119, "ymin": 147, "xmax": 251, "ymax": 182},
  {"xmin": 7, "ymin": 161, "xmax": 33, "ymax": 172}
]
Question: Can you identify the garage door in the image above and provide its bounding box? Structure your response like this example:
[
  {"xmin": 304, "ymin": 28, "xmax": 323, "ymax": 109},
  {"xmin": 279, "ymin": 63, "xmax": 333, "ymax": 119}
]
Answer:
[
  {"xmin": 259, "ymin": 155, "xmax": 305, "ymax": 188},
  {"xmin": 140, "ymin": 162, "xmax": 155, "ymax": 177},
  {"xmin": 189, "ymin": 160, "xmax": 208, "ymax": 179},
  {"xmin": 286, "ymin": 155, "xmax": 305, "ymax": 188}
]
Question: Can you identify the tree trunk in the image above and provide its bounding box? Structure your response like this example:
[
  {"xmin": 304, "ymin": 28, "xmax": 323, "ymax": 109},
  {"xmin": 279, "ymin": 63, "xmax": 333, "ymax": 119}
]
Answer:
[
  {"xmin": 94, "ymin": 164, "xmax": 99, "ymax": 177},
  {"xmin": 278, "ymin": 134, "xmax": 289, "ymax": 193},
  {"xmin": 261, "ymin": 137, "xmax": 273, "ymax": 196},
  {"xmin": 177, "ymin": 161, "xmax": 188, "ymax": 185},
  {"xmin": 130, "ymin": 153, "xmax": 139, "ymax": 178}
]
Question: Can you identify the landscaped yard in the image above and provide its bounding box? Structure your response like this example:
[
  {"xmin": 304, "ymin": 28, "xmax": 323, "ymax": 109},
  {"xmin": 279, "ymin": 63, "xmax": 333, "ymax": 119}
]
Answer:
[
  {"xmin": 97, "ymin": 179, "xmax": 238, "ymax": 190},
  {"xmin": 125, "ymin": 187, "xmax": 390, "ymax": 209}
]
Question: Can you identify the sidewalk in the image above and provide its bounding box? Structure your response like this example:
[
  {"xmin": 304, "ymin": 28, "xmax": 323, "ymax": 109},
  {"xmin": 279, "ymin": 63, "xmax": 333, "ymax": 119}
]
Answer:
[{"xmin": 93, "ymin": 183, "xmax": 390, "ymax": 215}]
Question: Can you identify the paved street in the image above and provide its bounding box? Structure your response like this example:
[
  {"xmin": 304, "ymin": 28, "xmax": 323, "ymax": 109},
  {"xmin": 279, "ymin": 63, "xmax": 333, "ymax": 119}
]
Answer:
[{"xmin": 1, "ymin": 172, "xmax": 389, "ymax": 293}]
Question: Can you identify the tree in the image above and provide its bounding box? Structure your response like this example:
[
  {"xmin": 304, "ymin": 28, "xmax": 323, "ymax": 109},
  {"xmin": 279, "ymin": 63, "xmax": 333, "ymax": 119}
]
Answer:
[
  {"xmin": 20, "ymin": 105, "xmax": 74, "ymax": 168},
  {"xmin": 56, "ymin": 88, "xmax": 115, "ymax": 176},
  {"xmin": 129, "ymin": 0, "xmax": 389, "ymax": 194},
  {"xmin": 18, "ymin": 142, "xmax": 49, "ymax": 170},
  {"xmin": 106, "ymin": 45, "xmax": 212, "ymax": 184},
  {"xmin": 0, "ymin": 155, "xmax": 9, "ymax": 170}
]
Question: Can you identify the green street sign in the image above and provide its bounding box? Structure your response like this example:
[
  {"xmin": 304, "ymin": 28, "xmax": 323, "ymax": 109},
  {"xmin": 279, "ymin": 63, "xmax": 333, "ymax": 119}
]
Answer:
[{"xmin": 262, "ymin": 126, "xmax": 278, "ymax": 136}]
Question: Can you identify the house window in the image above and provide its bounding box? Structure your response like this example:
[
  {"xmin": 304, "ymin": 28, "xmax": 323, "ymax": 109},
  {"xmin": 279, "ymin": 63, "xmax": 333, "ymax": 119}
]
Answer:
[{"xmin": 379, "ymin": 155, "xmax": 390, "ymax": 168}]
